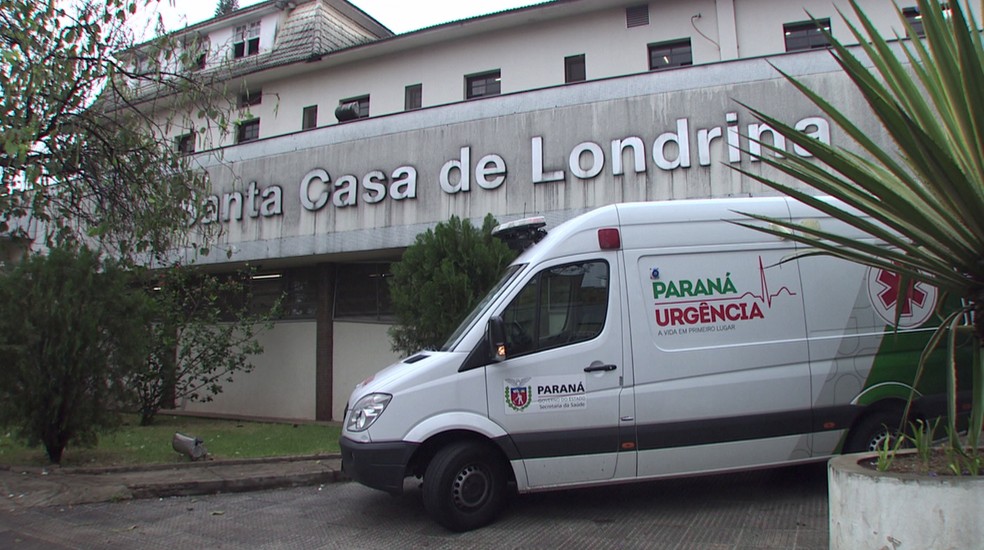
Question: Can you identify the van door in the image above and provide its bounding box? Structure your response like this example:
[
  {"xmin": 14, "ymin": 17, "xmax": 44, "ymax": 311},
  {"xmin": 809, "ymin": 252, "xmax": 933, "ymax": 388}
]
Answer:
[
  {"xmin": 624, "ymin": 241, "xmax": 813, "ymax": 477},
  {"xmin": 485, "ymin": 253, "xmax": 627, "ymax": 488}
]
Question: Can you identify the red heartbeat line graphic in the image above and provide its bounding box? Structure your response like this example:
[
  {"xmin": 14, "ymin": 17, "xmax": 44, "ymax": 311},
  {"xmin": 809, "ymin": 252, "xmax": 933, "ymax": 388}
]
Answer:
[
  {"xmin": 746, "ymin": 255, "xmax": 798, "ymax": 307},
  {"xmin": 658, "ymin": 256, "xmax": 797, "ymax": 308}
]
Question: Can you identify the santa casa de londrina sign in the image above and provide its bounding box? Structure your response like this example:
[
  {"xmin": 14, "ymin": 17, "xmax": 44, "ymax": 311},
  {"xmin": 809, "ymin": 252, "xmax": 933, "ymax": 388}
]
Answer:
[{"xmin": 191, "ymin": 112, "xmax": 830, "ymax": 226}]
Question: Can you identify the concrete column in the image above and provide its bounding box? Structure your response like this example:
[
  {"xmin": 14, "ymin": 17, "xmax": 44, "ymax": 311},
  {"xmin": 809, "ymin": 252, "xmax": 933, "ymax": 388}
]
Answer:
[
  {"xmin": 715, "ymin": 0, "xmax": 739, "ymax": 60},
  {"xmin": 316, "ymin": 263, "xmax": 336, "ymax": 421}
]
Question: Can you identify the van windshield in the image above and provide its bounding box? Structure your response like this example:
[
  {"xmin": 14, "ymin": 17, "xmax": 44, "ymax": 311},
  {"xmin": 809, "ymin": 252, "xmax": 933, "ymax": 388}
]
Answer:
[{"xmin": 441, "ymin": 263, "xmax": 525, "ymax": 351}]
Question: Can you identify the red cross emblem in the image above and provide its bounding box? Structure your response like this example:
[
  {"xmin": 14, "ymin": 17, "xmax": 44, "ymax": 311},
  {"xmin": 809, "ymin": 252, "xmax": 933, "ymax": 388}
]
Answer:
[
  {"xmin": 874, "ymin": 269, "xmax": 927, "ymax": 317},
  {"xmin": 867, "ymin": 267, "xmax": 937, "ymax": 328}
]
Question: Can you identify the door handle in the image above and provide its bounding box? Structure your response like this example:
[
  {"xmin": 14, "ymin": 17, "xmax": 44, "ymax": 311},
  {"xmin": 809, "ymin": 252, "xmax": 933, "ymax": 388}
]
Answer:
[{"xmin": 584, "ymin": 363, "xmax": 617, "ymax": 372}]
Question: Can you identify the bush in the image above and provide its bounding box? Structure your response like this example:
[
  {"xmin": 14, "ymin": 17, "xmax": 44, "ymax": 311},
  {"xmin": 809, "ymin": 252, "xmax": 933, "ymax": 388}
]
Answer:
[
  {"xmin": 389, "ymin": 214, "xmax": 515, "ymax": 355},
  {"xmin": 0, "ymin": 246, "xmax": 151, "ymax": 463}
]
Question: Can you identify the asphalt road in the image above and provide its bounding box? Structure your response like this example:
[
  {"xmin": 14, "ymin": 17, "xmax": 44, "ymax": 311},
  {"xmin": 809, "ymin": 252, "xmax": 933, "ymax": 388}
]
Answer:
[{"xmin": 0, "ymin": 462, "xmax": 829, "ymax": 549}]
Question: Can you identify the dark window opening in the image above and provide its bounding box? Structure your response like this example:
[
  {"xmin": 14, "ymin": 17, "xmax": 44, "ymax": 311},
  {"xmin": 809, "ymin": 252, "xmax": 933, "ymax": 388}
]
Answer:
[
  {"xmin": 903, "ymin": 5, "xmax": 949, "ymax": 36},
  {"xmin": 466, "ymin": 70, "xmax": 501, "ymax": 100},
  {"xmin": 336, "ymin": 95, "xmax": 369, "ymax": 122},
  {"xmin": 302, "ymin": 105, "xmax": 318, "ymax": 130},
  {"xmin": 233, "ymin": 21, "xmax": 261, "ymax": 58},
  {"xmin": 405, "ymin": 84, "xmax": 422, "ymax": 111},
  {"xmin": 215, "ymin": 268, "xmax": 318, "ymax": 321},
  {"xmin": 236, "ymin": 119, "xmax": 260, "ymax": 143},
  {"xmin": 565, "ymin": 54, "xmax": 586, "ymax": 83},
  {"xmin": 648, "ymin": 39, "xmax": 692, "ymax": 70},
  {"xmin": 239, "ymin": 89, "xmax": 261, "ymax": 108},
  {"xmin": 175, "ymin": 133, "xmax": 195, "ymax": 155},
  {"xmin": 783, "ymin": 19, "xmax": 832, "ymax": 52},
  {"xmin": 335, "ymin": 263, "xmax": 394, "ymax": 322}
]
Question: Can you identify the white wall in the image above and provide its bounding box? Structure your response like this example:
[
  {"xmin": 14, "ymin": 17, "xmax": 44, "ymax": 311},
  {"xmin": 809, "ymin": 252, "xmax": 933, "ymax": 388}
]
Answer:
[
  {"xmin": 332, "ymin": 321, "xmax": 403, "ymax": 421},
  {"xmin": 177, "ymin": 320, "xmax": 317, "ymax": 420},
  {"xmin": 208, "ymin": 0, "xmax": 963, "ymax": 142}
]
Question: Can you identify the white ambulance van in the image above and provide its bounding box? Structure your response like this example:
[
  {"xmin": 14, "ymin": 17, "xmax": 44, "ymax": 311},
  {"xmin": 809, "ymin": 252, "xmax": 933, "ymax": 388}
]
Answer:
[{"xmin": 340, "ymin": 196, "xmax": 954, "ymax": 532}]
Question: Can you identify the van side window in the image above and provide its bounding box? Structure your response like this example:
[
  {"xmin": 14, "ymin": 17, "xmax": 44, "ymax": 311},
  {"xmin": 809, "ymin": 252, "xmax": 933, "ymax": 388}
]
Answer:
[{"xmin": 501, "ymin": 260, "xmax": 609, "ymax": 356}]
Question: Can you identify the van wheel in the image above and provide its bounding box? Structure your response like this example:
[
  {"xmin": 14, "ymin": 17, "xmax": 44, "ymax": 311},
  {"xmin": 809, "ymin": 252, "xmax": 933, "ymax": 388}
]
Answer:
[
  {"xmin": 422, "ymin": 442, "xmax": 506, "ymax": 532},
  {"xmin": 844, "ymin": 410, "xmax": 904, "ymax": 453}
]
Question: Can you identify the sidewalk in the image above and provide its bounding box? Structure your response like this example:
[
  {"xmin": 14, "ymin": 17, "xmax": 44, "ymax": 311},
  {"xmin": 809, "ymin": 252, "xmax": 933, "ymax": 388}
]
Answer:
[{"xmin": 0, "ymin": 455, "xmax": 344, "ymax": 510}]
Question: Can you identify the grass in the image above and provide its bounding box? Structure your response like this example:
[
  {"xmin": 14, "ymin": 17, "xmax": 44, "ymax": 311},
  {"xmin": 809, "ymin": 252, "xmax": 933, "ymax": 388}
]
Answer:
[{"xmin": 0, "ymin": 414, "xmax": 341, "ymax": 468}]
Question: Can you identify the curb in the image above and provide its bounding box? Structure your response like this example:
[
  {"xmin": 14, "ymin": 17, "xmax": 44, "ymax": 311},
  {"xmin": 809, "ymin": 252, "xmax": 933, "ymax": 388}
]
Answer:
[
  {"xmin": 127, "ymin": 469, "xmax": 347, "ymax": 499},
  {"xmin": 62, "ymin": 453, "xmax": 343, "ymax": 475},
  {"xmin": 1, "ymin": 455, "xmax": 349, "ymax": 508}
]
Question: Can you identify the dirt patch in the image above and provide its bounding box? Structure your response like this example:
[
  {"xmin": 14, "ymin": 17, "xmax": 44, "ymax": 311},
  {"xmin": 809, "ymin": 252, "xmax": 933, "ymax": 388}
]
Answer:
[{"xmin": 858, "ymin": 447, "xmax": 983, "ymax": 476}]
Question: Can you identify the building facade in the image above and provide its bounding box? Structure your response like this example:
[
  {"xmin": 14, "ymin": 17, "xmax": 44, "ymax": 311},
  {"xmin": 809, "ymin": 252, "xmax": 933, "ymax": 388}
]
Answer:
[{"xmin": 145, "ymin": 0, "xmax": 957, "ymax": 421}]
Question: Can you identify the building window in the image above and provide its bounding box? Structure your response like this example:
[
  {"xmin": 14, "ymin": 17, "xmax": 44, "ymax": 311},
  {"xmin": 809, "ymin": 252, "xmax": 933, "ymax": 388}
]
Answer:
[
  {"xmin": 336, "ymin": 95, "xmax": 369, "ymax": 122},
  {"xmin": 565, "ymin": 54, "xmax": 586, "ymax": 83},
  {"xmin": 625, "ymin": 4, "xmax": 650, "ymax": 28},
  {"xmin": 648, "ymin": 39, "xmax": 692, "ymax": 71},
  {"xmin": 334, "ymin": 263, "xmax": 394, "ymax": 322},
  {"xmin": 183, "ymin": 35, "xmax": 209, "ymax": 70},
  {"xmin": 302, "ymin": 105, "xmax": 318, "ymax": 130},
  {"xmin": 238, "ymin": 89, "xmax": 261, "ymax": 108},
  {"xmin": 783, "ymin": 19, "xmax": 832, "ymax": 52},
  {"xmin": 236, "ymin": 118, "xmax": 260, "ymax": 143},
  {"xmin": 405, "ymin": 84, "xmax": 422, "ymax": 111},
  {"xmin": 233, "ymin": 21, "xmax": 260, "ymax": 58},
  {"xmin": 465, "ymin": 70, "xmax": 501, "ymax": 100},
  {"xmin": 903, "ymin": 5, "xmax": 950, "ymax": 36},
  {"xmin": 224, "ymin": 268, "xmax": 318, "ymax": 320},
  {"xmin": 175, "ymin": 133, "xmax": 195, "ymax": 155}
]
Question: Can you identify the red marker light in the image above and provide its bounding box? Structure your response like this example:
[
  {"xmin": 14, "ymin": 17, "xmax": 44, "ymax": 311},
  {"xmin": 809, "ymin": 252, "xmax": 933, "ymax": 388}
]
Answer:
[{"xmin": 598, "ymin": 228, "xmax": 621, "ymax": 250}]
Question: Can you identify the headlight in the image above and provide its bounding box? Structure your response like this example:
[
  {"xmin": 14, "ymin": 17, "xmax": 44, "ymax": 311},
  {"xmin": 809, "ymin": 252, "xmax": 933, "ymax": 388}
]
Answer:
[{"xmin": 346, "ymin": 393, "xmax": 392, "ymax": 432}]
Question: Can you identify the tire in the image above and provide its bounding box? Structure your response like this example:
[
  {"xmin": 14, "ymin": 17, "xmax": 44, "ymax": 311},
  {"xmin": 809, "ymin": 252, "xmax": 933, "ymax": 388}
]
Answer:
[
  {"xmin": 843, "ymin": 410, "xmax": 904, "ymax": 453},
  {"xmin": 422, "ymin": 442, "xmax": 506, "ymax": 532}
]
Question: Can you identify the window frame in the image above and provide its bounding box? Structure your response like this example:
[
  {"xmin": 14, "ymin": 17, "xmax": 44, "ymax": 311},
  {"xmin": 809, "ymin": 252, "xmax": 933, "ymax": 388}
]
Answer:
[
  {"xmin": 648, "ymin": 38, "xmax": 693, "ymax": 71},
  {"xmin": 175, "ymin": 133, "xmax": 195, "ymax": 155},
  {"xmin": 233, "ymin": 21, "xmax": 261, "ymax": 59},
  {"xmin": 783, "ymin": 18, "xmax": 832, "ymax": 52},
  {"xmin": 901, "ymin": 5, "xmax": 950, "ymax": 37},
  {"xmin": 236, "ymin": 118, "xmax": 260, "ymax": 143},
  {"xmin": 338, "ymin": 95, "xmax": 370, "ymax": 120},
  {"xmin": 465, "ymin": 70, "xmax": 501, "ymax": 100},
  {"xmin": 565, "ymin": 54, "xmax": 586, "ymax": 83},
  {"xmin": 302, "ymin": 105, "xmax": 318, "ymax": 130},
  {"xmin": 405, "ymin": 83, "xmax": 422, "ymax": 111},
  {"xmin": 238, "ymin": 89, "xmax": 262, "ymax": 108},
  {"xmin": 333, "ymin": 263, "xmax": 395, "ymax": 323}
]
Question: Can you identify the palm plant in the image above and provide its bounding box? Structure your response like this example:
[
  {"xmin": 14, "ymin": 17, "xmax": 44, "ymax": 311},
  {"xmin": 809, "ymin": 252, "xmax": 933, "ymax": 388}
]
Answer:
[{"xmin": 735, "ymin": 0, "xmax": 983, "ymax": 470}]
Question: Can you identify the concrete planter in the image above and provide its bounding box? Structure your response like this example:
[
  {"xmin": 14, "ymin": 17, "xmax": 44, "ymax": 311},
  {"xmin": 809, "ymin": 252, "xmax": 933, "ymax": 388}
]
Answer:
[{"xmin": 828, "ymin": 452, "xmax": 984, "ymax": 550}]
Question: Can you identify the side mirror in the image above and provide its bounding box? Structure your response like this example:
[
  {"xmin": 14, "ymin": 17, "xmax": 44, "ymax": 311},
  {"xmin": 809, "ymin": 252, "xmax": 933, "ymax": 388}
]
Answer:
[{"xmin": 487, "ymin": 315, "xmax": 507, "ymax": 362}]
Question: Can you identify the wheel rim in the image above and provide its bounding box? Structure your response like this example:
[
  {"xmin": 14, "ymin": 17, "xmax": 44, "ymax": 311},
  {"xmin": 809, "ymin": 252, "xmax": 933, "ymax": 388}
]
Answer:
[
  {"xmin": 866, "ymin": 427, "xmax": 894, "ymax": 452},
  {"xmin": 451, "ymin": 464, "xmax": 491, "ymax": 511}
]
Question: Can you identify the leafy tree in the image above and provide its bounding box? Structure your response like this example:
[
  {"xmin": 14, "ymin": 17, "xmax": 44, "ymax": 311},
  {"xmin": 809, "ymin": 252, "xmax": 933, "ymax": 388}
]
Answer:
[
  {"xmin": 0, "ymin": 246, "xmax": 151, "ymax": 464},
  {"xmin": 215, "ymin": 0, "xmax": 239, "ymax": 17},
  {"xmin": 737, "ymin": 0, "xmax": 984, "ymax": 467},
  {"xmin": 1, "ymin": 0, "xmax": 228, "ymax": 262},
  {"xmin": 132, "ymin": 266, "xmax": 275, "ymax": 426},
  {"xmin": 389, "ymin": 214, "xmax": 516, "ymax": 355}
]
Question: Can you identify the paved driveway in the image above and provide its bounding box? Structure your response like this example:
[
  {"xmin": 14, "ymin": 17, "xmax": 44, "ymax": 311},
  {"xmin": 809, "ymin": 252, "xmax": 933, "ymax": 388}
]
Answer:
[{"xmin": 0, "ymin": 462, "xmax": 828, "ymax": 549}]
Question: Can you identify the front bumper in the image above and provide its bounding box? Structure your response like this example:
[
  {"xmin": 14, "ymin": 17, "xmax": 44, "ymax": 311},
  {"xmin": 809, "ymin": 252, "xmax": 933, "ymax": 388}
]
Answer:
[{"xmin": 339, "ymin": 437, "xmax": 419, "ymax": 495}]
